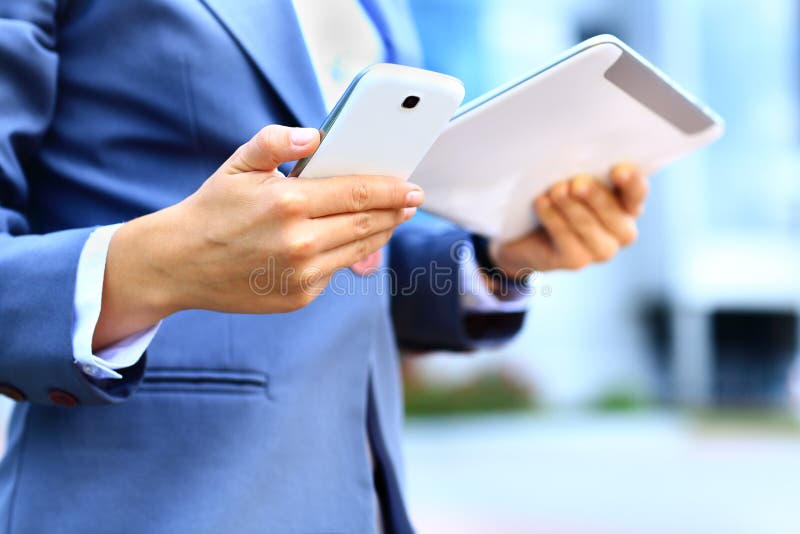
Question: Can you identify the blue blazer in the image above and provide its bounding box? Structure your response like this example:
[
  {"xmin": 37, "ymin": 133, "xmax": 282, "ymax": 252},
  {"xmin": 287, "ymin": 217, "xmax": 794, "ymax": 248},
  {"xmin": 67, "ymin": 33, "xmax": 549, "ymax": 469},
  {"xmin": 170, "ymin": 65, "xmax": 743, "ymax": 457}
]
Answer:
[{"xmin": 0, "ymin": 1, "xmax": 524, "ymax": 532}]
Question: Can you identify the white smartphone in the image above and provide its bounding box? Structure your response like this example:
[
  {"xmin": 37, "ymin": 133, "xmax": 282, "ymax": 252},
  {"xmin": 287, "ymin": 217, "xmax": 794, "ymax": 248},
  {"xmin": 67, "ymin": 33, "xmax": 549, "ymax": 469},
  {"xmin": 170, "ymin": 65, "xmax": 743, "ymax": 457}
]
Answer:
[{"xmin": 289, "ymin": 63, "xmax": 465, "ymax": 179}]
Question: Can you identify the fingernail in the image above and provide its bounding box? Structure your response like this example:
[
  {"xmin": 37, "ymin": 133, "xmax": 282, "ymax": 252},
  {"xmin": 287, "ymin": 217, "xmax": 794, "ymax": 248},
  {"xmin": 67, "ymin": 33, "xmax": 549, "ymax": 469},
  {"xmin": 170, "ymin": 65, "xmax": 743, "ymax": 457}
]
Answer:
[
  {"xmin": 406, "ymin": 190, "xmax": 424, "ymax": 207},
  {"xmin": 614, "ymin": 165, "xmax": 632, "ymax": 184},
  {"xmin": 403, "ymin": 207, "xmax": 417, "ymax": 221},
  {"xmin": 573, "ymin": 177, "xmax": 591, "ymax": 197},
  {"xmin": 291, "ymin": 128, "xmax": 318, "ymax": 146}
]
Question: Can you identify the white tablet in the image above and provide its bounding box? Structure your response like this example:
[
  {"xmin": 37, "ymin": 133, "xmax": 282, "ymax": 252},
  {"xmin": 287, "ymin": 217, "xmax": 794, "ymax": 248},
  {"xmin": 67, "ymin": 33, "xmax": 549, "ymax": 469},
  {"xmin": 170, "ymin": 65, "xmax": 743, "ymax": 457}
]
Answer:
[{"xmin": 409, "ymin": 35, "xmax": 724, "ymax": 241}]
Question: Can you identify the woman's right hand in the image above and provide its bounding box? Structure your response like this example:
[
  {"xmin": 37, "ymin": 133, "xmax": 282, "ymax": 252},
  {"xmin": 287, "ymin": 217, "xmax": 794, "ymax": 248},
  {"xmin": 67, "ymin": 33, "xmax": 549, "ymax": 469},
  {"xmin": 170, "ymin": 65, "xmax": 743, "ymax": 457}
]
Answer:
[{"xmin": 93, "ymin": 125, "xmax": 423, "ymax": 350}]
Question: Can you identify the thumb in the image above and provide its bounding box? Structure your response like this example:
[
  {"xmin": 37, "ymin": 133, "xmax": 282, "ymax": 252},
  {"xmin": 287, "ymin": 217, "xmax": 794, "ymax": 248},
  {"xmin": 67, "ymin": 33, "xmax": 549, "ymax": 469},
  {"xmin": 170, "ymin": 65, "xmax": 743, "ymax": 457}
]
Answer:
[{"xmin": 229, "ymin": 125, "xmax": 320, "ymax": 173}]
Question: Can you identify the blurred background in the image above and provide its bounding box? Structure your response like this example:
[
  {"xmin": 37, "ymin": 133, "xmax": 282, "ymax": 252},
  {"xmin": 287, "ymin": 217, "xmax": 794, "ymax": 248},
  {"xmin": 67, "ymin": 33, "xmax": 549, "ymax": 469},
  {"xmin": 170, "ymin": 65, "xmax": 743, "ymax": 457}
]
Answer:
[
  {"xmin": 401, "ymin": 0, "xmax": 800, "ymax": 532},
  {"xmin": 1, "ymin": 0, "xmax": 798, "ymax": 533}
]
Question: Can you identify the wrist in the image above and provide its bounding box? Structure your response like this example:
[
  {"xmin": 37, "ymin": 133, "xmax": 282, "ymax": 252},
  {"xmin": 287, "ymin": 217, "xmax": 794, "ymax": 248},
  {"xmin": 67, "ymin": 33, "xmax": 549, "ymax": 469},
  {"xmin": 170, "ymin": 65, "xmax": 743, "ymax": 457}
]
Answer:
[
  {"xmin": 117, "ymin": 205, "xmax": 191, "ymax": 315},
  {"xmin": 470, "ymin": 234, "xmax": 528, "ymax": 290},
  {"xmin": 482, "ymin": 236, "xmax": 534, "ymax": 284},
  {"xmin": 93, "ymin": 206, "xmax": 188, "ymax": 350}
]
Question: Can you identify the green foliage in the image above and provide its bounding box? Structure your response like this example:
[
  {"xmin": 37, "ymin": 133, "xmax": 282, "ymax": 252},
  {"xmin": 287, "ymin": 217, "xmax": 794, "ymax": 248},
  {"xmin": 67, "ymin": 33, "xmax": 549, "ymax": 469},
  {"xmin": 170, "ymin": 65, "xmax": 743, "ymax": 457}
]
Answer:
[
  {"xmin": 404, "ymin": 371, "xmax": 536, "ymax": 417},
  {"xmin": 590, "ymin": 387, "xmax": 651, "ymax": 412},
  {"xmin": 689, "ymin": 408, "xmax": 800, "ymax": 435}
]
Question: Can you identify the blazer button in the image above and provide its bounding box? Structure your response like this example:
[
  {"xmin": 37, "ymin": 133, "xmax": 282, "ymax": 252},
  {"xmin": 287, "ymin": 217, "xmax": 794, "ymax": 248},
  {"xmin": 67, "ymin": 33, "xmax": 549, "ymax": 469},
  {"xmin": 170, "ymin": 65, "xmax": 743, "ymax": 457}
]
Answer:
[
  {"xmin": 48, "ymin": 389, "xmax": 79, "ymax": 407},
  {"xmin": 0, "ymin": 384, "xmax": 26, "ymax": 402}
]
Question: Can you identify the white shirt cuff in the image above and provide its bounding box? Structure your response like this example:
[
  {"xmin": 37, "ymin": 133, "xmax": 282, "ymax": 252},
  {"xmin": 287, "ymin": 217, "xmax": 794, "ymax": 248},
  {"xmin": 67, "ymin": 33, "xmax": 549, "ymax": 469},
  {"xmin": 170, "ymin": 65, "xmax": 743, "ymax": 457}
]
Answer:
[
  {"xmin": 458, "ymin": 242, "xmax": 531, "ymax": 313},
  {"xmin": 72, "ymin": 223, "xmax": 160, "ymax": 380}
]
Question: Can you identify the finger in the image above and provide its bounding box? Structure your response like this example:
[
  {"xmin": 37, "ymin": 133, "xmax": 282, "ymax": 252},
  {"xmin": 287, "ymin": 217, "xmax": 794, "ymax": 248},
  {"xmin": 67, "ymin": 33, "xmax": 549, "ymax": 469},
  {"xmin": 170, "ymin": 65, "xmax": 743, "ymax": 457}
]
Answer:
[
  {"xmin": 550, "ymin": 183, "xmax": 620, "ymax": 262},
  {"xmin": 310, "ymin": 229, "xmax": 395, "ymax": 275},
  {"xmin": 610, "ymin": 163, "xmax": 648, "ymax": 215},
  {"xmin": 570, "ymin": 176, "xmax": 638, "ymax": 246},
  {"xmin": 228, "ymin": 125, "xmax": 320, "ymax": 173},
  {"xmin": 534, "ymin": 193, "xmax": 589, "ymax": 268},
  {"xmin": 310, "ymin": 207, "xmax": 414, "ymax": 252},
  {"xmin": 297, "ymin": 174, "xmax": 423, "ymax": 217}
]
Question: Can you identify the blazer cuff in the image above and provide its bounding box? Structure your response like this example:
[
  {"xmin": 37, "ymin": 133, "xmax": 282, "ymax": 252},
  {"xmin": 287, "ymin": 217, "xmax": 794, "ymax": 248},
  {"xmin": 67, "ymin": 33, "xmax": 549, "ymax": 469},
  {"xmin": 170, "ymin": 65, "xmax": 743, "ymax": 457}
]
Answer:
[
  {"xmin": 391, "ymin": 228, "xmax": 527, "ymax": 352},
  {"xmin": 0, "ymin": 227, "xmax": 145, "ymax": 406},
  {"xmin": 458, "ymin": 240, "xmax": 531, "ymax": 314}
]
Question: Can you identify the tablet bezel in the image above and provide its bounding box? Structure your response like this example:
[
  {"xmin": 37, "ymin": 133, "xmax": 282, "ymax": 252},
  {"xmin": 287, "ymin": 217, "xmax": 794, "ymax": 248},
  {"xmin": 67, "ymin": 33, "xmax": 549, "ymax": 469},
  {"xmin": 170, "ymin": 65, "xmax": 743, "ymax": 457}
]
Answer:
[{"xmin": 451, "ymin": 34, "xmax": 723, "ymax": 135}]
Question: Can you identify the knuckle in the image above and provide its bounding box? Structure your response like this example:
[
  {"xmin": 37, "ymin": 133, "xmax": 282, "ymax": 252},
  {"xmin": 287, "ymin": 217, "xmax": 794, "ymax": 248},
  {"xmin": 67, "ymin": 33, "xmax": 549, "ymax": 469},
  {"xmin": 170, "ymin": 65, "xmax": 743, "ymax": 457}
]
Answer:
[
  {"xmin": 550, "ymin": 183, "xmax": 570, "ymax": 204},
  {"xmin": 272, "ymin": 189, "xmax": 308, "ymax": 217},
  {"xmin": 391, "ymin": 179, "xmax": 405, "ymax": 206},
  {"xmin": 354, "ymin": 237, "xmax": 368, "ymax": 260},
  {"xmin": 350, "ymin": 180, "xmax": 370, "ymax": 211},
  {"xmin": 353, "ymin": 212, "xmax": 373, "ymax": 237},
  {"xmin": 255, "ymin": 125, "xmax": 276, "ymax": 153},
  {"xmin": 589, "ymin": 187, "xmax": 608, "ymax": 205},
  {"xmin": 286, "ymin": 232, "xmax": 316, "ymax": 259},
  {"xmin": 551, "ymin": 193, "xmax": 568, "ymax": 207}
]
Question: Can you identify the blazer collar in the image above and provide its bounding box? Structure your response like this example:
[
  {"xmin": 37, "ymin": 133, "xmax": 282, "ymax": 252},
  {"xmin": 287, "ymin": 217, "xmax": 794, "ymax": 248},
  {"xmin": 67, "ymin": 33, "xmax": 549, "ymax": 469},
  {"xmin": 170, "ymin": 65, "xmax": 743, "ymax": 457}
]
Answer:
[{"xmin": 200, "ymin": 0, "xmax": 327, "ymax": 128}]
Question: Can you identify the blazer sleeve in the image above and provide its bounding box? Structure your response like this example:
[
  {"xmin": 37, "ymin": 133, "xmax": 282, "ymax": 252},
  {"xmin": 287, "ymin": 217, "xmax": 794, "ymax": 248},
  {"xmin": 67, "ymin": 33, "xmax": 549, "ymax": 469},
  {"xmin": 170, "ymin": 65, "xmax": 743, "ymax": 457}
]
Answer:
[
  {"xmin": 0, "ymin": 3, "xmax": 144, "ymax": 406},
  {"xmin": 389, "ymin": 212, "xmax": 527, "ymax": 352}
]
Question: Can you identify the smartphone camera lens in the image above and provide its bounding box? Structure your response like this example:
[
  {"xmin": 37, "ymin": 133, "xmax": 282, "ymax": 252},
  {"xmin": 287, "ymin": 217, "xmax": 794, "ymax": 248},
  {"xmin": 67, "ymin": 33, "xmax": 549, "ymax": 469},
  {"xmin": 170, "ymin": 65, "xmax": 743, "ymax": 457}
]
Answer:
[{"xmin": 402, "ymin": 95, "xmax": 420, "ymax": 109}]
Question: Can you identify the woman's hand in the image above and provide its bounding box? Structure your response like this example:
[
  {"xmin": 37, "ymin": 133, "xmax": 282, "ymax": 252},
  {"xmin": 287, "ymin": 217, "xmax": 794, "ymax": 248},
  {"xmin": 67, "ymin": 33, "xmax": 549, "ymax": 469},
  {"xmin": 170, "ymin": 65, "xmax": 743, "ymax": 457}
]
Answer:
[
  {"xmin": 93, "ymin": 125, "xmax": 423, "ymax": 350},
  {"xmin": 490, "ymin": 164, "xmax": 648, "ymax": 278}
]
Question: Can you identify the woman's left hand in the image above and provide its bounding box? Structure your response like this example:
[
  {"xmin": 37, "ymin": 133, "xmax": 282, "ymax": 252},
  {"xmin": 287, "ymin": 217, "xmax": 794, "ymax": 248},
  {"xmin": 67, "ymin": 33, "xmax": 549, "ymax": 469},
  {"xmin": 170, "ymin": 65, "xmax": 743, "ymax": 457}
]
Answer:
[{"xmin": 491, "ymin": 163, "xmax": 648, "ymax": 277}]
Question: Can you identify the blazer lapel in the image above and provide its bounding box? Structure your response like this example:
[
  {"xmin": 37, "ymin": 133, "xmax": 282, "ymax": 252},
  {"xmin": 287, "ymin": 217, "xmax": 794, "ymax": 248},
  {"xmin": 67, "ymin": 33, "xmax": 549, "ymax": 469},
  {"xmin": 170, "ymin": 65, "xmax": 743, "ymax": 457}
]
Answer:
[{"xmin": 200, "ymin": 0, "xmax": 327, "ymax": 128}]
